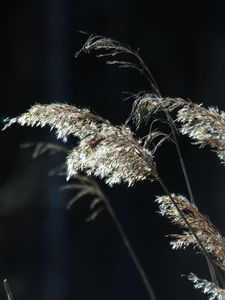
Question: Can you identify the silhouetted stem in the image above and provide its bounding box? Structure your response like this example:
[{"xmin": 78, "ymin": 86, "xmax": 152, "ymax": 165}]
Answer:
[
  {"xmin": 98, "ymin": 191, "xmax": 157, "ymax": 300},
  {"xmin": 166, "ymin": 113, "xmax": 195, "ymax": 204}
]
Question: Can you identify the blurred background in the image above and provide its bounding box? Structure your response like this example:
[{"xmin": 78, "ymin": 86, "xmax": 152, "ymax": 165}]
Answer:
[{"xmin": 1, "ymin": 1, "xmax": 225, "ymax": 299}]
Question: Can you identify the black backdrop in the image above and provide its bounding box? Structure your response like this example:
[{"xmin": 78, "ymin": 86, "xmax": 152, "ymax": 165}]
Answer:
[{"xmin": 1, "ymin": 1, "xmax": 225, "ymax": 300}]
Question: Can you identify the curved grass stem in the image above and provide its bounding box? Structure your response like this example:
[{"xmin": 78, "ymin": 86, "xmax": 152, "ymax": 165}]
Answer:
[{"xmin": 98, "ymin": 190, "xmax": 157, "ymax": 300}]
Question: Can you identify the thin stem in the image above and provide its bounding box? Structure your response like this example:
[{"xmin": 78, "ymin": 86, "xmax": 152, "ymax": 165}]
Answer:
[
  {"xmin": 133, "ymin": 50, "xmax": 161, "ymax": 97},
  {"xmin": 165, "ymin": 112, "xmax": 195, "ymax": 204},
  {"xmin": 99, "ymin": 191, "xmax": 157, "ymax": 300},
  {"xmin": 206, "ymin": 257, "xmax": 220, "ymax": 287},
  {"xmin": 135, "ymin": 48, "xmax": 195, "ymax": 202},
  {"xmin": 153, "ymin": 89, "xmax": 195, "ymax": 203}
]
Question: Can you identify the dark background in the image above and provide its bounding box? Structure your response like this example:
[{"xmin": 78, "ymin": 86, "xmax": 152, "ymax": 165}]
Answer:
[{"xmin": 1, "ymin": 1, "xmax": 225, "ymax": 300}]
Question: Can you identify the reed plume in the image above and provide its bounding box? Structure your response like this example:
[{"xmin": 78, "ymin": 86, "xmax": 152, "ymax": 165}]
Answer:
[
  {"xmin": 130, "ymin": 93, "xmax": 225, "ymax": 164},
  {"xmin": 3, "ymin": 34, "xmax": 225, "ymax": 300},
  {"xmin": 188, "ymin": 273, "xmax": 225, "ymax": 300},
  {"xmin": 177, "ymin": 104, "xmax": 225, "ymax": 164},
  {"xmin": 128, "ymin": 93, "xmax": 187, "ymax": 127},
  {"xmin": 2, "ymin": 103, "xmax": 156, "ymax": 186},
  {"xmin": 156, "ymin": 194, "xmax": 225, "ymax": 271},
  {"xmin": 76, "ymin": 34, "xmax": 161, "ymax": 96}
]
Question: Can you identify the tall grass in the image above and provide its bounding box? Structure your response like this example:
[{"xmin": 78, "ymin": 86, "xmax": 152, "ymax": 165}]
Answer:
[{"xmin": 2, "ymin": 35, "xmax": 225, "ymax": 300}]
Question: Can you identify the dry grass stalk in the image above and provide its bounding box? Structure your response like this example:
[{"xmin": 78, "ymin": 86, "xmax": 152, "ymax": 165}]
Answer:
[
  {"xmin": 65, "ymin": 175, "xmax": 157, "ymax": 300},
  {"xmin": 156, "ymin": 194, "xmax": 225, "ymax": 271},
  {"xmin": 24, "ymin": 141, "xmax": 158, "ymax": 300},
  {"xmin": 78, "ymin": 35, "xmax": 196, "ymax": 205},
  {"xmin": 61, "ymin": 175, "xmax": 105, "ymax": 214},
  {"xmin": 3, "ymin": 35, "xmax": 225, "ymax": 299}
]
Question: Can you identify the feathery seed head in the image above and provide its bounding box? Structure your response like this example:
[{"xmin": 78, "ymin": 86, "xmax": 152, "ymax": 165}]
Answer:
[
  {"xmin": 128, "ymin": 93, "xmax": 188, "ymax": 127},
  {"xmin": 130, "ymin": 94, "xmax": 225, "ymax": 164},
  {"xmin": 156, "ymin": 194, "xmax": 225, "ymax": 271},
  {"xmin": 2, "ymin": 103, "xmax": 109, "ymax": 142},
  {"xmin": 177, "ymin": 104, "xmax": 225, "ymax": 163},
  {"xmin": 3, "ymin": 103, "xmax": 156, "ymax": 186},
  {"xmin": 188, "ymin": 273, "xmax": 225, "ymax": 300},
  {"xmin": 66, "ymin": 125, "xmax": 156, "ymax": 186}
]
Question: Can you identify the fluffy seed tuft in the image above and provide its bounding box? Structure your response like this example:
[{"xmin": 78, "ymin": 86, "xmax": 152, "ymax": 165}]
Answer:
[
  {"xmin": 156, "ymin": 194, "xmax": 225, "ymax": 271},
  {"xmin": 3, "ymin": 103, "xmax": 156, "ymax": 186},
  {"xmin": 188, "ymin": 273, "xmax": 225, "ymax": 300}
]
